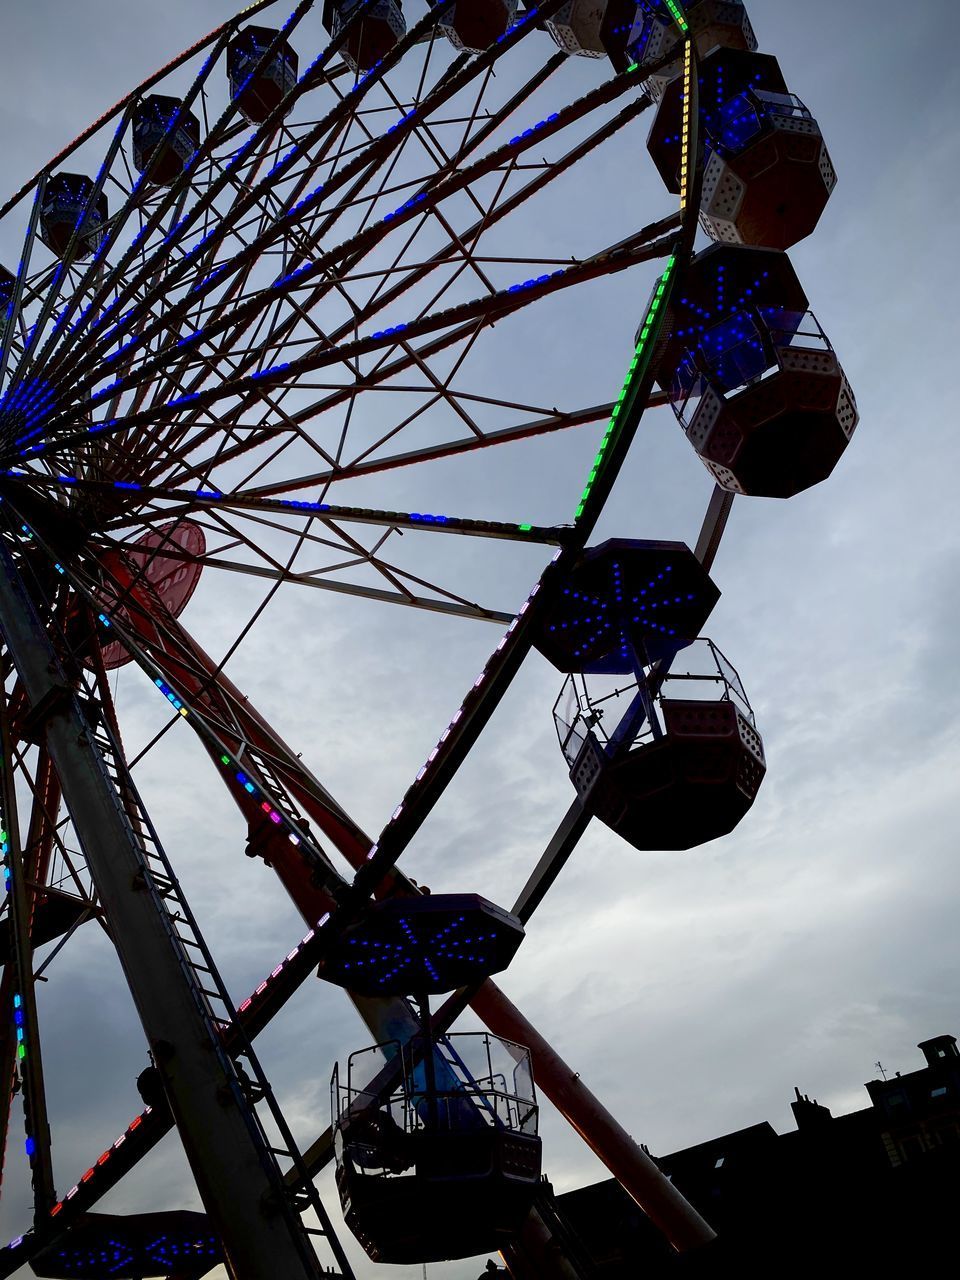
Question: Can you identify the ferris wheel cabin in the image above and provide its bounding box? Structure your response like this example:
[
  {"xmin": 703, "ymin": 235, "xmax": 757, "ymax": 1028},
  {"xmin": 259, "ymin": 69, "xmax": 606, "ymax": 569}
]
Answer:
[
  {"xmin": 428, "ymin": 0, "xmax": 518, "ymax": 52},
  {"xmin": 39, "ymin": 174, "xmax": 107, "ymax": 259},
  {"xmin": 655, "ymin": 244, "xmax": 859, "ymax": 497},
  {"xmin": 649, "ymin": 46, "xmax": 836, "ymax": 251},
  {"xmin": 227, "ymin": 25, "xmax": 299, "ymax": 123},
  {"xmin": 331, "ymin": 1032, "xmax": 541, "ymax": 1264},
  {"xmin": 553, "ymin": 639, "xmax": 766, "ymax": 851},
  {"xmin": 323, "ymin": 0, "xmax": 406, "ymax": 72},
  {"xmin": 132, "ymin": 96, "xmax": 201, "ymax": 188},
  {"xmin": 546, "ymin": 2, "xmax": 608, "ymax": 58},
  {"xmin": 321, "ymin": 894, "xmax": 541, "ymax": 1264},
  {"xmin": 630, "ymin": 0, "xmax": 758, "ymax": 101}
]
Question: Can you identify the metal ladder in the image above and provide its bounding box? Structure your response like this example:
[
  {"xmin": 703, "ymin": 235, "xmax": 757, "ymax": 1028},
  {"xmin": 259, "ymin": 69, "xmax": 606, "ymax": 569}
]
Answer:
[{"xmin": 78, "ymin": 686, "xmax": 355, "ymax": 1279}]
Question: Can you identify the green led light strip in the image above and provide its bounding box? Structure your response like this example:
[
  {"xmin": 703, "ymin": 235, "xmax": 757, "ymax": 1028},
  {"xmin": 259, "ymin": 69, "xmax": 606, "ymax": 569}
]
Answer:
[
  {"xmin": 573, "ymin": 5, "xmax": 694, "ymax": 524},
  {"xmin": 664, "ymin": 0, "xmax": 690, "ymax": 33},
  {"xmin": 574, "ymin": 254, "xmax": 678, "ymax": 521},
  {"xmin": 626, "ymin": 0, "xmax": 689, "ymax": 73}
]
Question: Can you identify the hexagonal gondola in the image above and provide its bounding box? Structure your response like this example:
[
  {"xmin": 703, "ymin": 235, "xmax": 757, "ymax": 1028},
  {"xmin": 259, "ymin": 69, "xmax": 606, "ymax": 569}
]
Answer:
[
  {"xmin": 227, "ymin": 25, "xmax": 299, "ymax": 123},
  {"xmin": 132, "ymin": 96, "xmax": 201, "ymax": 188},
  {"xmin": 428, "ymin": 0, "xmax": 517, "ymax": 52},
  {"xmin": 554, "ymin": 639, "xmax": 766, "ymax": 851},
  {"xmin": 39, "ymin": 174, "xmax": 107, "ymax": 259},
  {"xmin": 654, "ymin": 245, "xmax": 858, "ymax": 497},
  {"xmin": 332, "ymin": 1032, "xmax": 541, "ymax": 1265},
  {"xmin": 649, "ymin": 46, "xmax": 835, "ymax": 249},
  {"xmin": 323, "ymin": 0, "xmax": 406, "ymax": 73}
]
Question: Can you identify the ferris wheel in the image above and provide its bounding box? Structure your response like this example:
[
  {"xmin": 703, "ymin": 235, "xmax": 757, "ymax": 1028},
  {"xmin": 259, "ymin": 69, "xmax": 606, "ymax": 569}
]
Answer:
[{"xmin": 0, "ymin": 2, "xmax": 856, "ymax": 1277}]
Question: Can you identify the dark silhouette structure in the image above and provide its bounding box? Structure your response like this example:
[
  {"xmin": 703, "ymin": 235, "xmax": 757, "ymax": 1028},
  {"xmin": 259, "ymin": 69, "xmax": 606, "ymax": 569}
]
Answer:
[{"xmin": 551, "ymin": 1035, "xmax": 960, "ymax": 1276}]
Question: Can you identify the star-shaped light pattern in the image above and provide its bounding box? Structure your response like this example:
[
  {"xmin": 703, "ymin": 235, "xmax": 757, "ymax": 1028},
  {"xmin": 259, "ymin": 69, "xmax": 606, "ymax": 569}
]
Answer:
[
  {"xmin": 534, "ymin": 540, "xmax": 720, "ymax": 675},
  {"xmin": 657, "ymin": 244, "xmax": 809, "ymax": 391},
  {"xmin": 34, "ymin": 1212, "xmax": 221, "ymax": 1278},
  {"xmin": 320, "ymin": 894, "xmax": 525, "ymax": 997},
  {"xmin": 648, "ymin": 49, "xmax": 788, "ymax": 192}
]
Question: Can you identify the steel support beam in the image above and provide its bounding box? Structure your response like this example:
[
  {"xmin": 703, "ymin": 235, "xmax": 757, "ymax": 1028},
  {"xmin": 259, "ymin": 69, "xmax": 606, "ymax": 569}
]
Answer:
[
  {"xmin": 0, "ymin": 538, "xmax": 323, "ymax": 1280},
  {"xmin": 136, "ymin": 613, "xmax": 716, "ymax": 1253}
]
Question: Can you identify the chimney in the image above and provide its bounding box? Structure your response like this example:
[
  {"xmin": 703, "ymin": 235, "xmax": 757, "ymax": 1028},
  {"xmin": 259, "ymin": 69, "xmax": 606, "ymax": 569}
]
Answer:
[
  {"xmin": 917, "ymin": 1035, "xmax": 959, "ymax": 1068},
  {"xmin": 792, "ymin": 1087, "xmax": 833, "ymax": 1131}
]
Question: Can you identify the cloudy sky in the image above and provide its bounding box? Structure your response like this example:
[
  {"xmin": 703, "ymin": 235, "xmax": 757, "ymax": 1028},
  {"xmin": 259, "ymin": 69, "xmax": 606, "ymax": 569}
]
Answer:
[{"xmin": 1, "ymin": 1, "xmax": 959, "ymax": 1277}]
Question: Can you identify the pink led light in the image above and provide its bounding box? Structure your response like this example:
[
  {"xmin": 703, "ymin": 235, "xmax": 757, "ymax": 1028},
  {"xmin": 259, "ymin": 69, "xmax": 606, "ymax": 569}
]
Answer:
[
  {"xmin": 66, "ymin": 1186, "xmax": 79, "ymax": 1198},
  {"xmin": 255, "ymin": 981, "xmax": 268, "ymax": 995},
  {"xmin": 144, "ymin": 1106, "xmax": 153, "ymax": 1114},
  {"xmin": 415, "ymin": 766, "xmax": 427, "ymax": 782},
  {"xmin": 318, "ymin": 913, "xmax": 330, "ymax": 927},
  {"xmin": 496, "ymin": 638, "xmax": 507, "ymax": 652},
  {"xmin": 271, "ymin": 964, "xmax": 283, "ymax": 978},
  {"xmin": 238, "ymin": 997, "xmax": 252, "ymax": 1012},
  {"xmin": 428, "ymin": 747, "xmax": 440, "ymax": 762},
  {"xmin": 301, "ymin": 929, "xmax": 315, "ymax": 945},
  {"xmin": 261, "ymin": 801, "xmax": 271, "ymax": 814},
  {"xmin": 113, "ymin": 1135, "xmax": 126, "ymax": 1149},
  {"xmin": 474, "ymin": 673, "xmax": 486, "ymax": 688},
  {"xmin": 286, "ymin": 949, "xmax": 298, "ymax": 962},
  {"xmin": 270, "ymin": 811, "xmax": 282, "ymax": 824},
  {"xmin": 451, "ymin": 709, "xmax": 463, "ymax": 725},
  {"xmin": 391, "ymin": 804, "xmax": 404, "ymax": 821}
]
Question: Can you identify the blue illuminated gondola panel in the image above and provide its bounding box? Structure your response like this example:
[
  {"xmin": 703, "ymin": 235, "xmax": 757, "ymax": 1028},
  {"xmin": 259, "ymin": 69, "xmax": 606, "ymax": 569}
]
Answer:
[
  {"xmin": 132, "ymin": 97, "xmax": 201, "ymax": 188},
  {"xmin": 534, "ymin": 540, "xmax": 720, "ymax": 674},
  {"xmin": 655, "ymin": 245, "xmax": 858, "ymax": 497},
  {"xmin": 227, "ymin": 25, "xmax": 299, "ymax": 123},
  {"xmin": 649, "ymin": 47, "xmax": 835, "ymax": 250},
  {"xmin": 319, "ymin": 894, "xmax": 525, "ymax": 996},
  {"xmin": 629, "ymin": 0, "xmax": 758, "ymax": 101},
  {"xmin": 39, "ymin": 175, "xmax": 107, "ymax": 259},
  {"xmin": 31, "ymin": 1211, "xmax": 222, "ymax": 1279}
]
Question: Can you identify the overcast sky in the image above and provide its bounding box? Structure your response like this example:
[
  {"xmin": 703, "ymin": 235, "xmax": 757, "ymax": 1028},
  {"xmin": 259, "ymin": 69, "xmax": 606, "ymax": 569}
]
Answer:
[{"xmin": 1, "ymin": 2, "xmax": 959, "ymax": 1278}]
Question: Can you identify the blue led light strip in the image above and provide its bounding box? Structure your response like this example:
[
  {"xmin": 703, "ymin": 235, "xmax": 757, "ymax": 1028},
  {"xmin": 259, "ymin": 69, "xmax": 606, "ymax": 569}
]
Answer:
[
  {"xmin": 48, "ymin": 0, "xmax": 449, "ymax": 390},
  {"xmin": 0, "ymin": 471, "xmax": 557, "ymax": 545},
  {"xmin": 35, "ymin": 6, "xmax": 319, "ymax": 378},
  {"xmin": 47, "ymin": 10, "xmax": 628, "ymax": 430}
]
